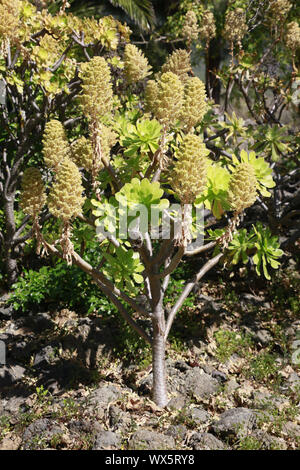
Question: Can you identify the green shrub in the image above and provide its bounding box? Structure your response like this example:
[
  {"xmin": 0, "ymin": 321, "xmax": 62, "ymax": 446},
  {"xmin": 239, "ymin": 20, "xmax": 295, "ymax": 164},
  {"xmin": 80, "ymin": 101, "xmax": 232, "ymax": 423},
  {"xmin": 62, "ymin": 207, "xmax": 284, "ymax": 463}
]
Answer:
[
  {"xmin": 9, "ymin": 261, "xmax": 114, "ymax": 315},
  {"xmin": 214, "ymin": 329, "xmax": 253, "ymax": 362},
  {"xmin": 248, "ymin": 352, "xmax": 280, "ymax": 383}
]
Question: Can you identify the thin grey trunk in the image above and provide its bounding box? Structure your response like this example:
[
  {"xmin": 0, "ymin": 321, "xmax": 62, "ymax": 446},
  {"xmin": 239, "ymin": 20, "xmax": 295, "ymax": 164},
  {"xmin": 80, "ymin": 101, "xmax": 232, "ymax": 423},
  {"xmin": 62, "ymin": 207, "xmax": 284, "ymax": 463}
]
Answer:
[
  {"xmin": 148, "ymin": 267, "xmax": 168, "ymax": 407},
  {"xmin": 152, "ymin": 317, "xmax": 168, "ymax": 408},
  {"xmin": 3, "ymin": 196, "xmax": 18, "ymax": 285}
]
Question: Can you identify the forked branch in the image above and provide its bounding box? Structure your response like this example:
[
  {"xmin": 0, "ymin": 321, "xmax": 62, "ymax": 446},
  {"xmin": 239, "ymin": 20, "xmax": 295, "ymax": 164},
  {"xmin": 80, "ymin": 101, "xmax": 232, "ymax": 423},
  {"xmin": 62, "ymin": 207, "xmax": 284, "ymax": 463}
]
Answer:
[{"xmin": 164, "ymin": 252, "xmax": 223, "ymax": 340}]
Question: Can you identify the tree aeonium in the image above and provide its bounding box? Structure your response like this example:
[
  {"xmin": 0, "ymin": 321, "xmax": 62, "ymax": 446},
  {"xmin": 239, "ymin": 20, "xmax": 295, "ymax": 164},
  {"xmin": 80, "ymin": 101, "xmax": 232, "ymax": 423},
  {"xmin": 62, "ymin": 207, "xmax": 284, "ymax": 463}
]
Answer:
[{"xmin": 20, "ymin": 28, "xmax": 278, "ymax": 408}]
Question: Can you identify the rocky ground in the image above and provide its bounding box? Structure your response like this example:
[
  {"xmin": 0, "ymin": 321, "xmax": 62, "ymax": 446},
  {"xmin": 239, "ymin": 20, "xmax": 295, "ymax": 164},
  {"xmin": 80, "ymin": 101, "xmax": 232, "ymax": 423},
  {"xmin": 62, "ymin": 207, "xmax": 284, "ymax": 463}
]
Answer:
[{"xmin": 0, "ymin": 268, "xmax": 299, "ymax": 450}]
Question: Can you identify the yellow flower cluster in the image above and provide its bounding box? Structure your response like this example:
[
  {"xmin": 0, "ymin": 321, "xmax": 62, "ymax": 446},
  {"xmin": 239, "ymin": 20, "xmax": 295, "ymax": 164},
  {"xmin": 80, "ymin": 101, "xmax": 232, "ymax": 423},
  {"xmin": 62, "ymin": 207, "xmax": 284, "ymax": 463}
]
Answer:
[
  {"xmin": 0, "ymin": 0, "xmax": 21, "ymax": 50},
  {"xmin": 43, "ymin": 120, "xmax": 70, "ymax": 170},
  {"xmin": 181, "ymin": 77, "xmax": 208, "ymax": 130},
  {"xmin": 182, "ymin": 10, "xmax": 199, "ymax": 43},
  {"xmin": 71, "ymin": 136, "xmax": 95, "ymax": 172},
  {"xmin": 145, "ymin": 79, "xmax": 159, "ymax": 113},
  {"xmin": 161, "ymin": 49, "xmax": 191, "ymax": 83},
  {"xmin": 269, "ymin": 0, "xmax": 291, "ymax": 21},
  {"xmin": 228, "ymin": 162, "xmax": 257, "ymax": 213},
  {"xmin": 79, "ymin": 56, "xmax": 113, "ymax": 121},
  {"xmin": 48, "ymin": 158, "xmax": 85, "ymax": 221},
  {"xmin": 124, "ymin": 44, "xmax": 151, "ymax": 83},
  {"xmin": 20, "ymin": 167, "xmax": 46, "ymax": 218},
  {"xmin": 286, "ymin": 21, "xmax": 300, "ymax": 53},
  {"xmin": 199, "ymin": 10, "xmax": 216, "ymax": 43},
  {"xmin": 145, "ymin": 71, "xmax": 208, "ymax": 130},
  {"xmin": 170, "ymin": 134, "xmax": 209, "ymax": 204},
  {"xmin": 100, "ymin": 125, "xmax": 117, "ymax": 163},
  {"xmin": 145, "ymin": 72, "xmax": 184, "ymax": 127},
  {"xmin": 223, "ymin": 8, "xmax": 247, "ymax": 45}
]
